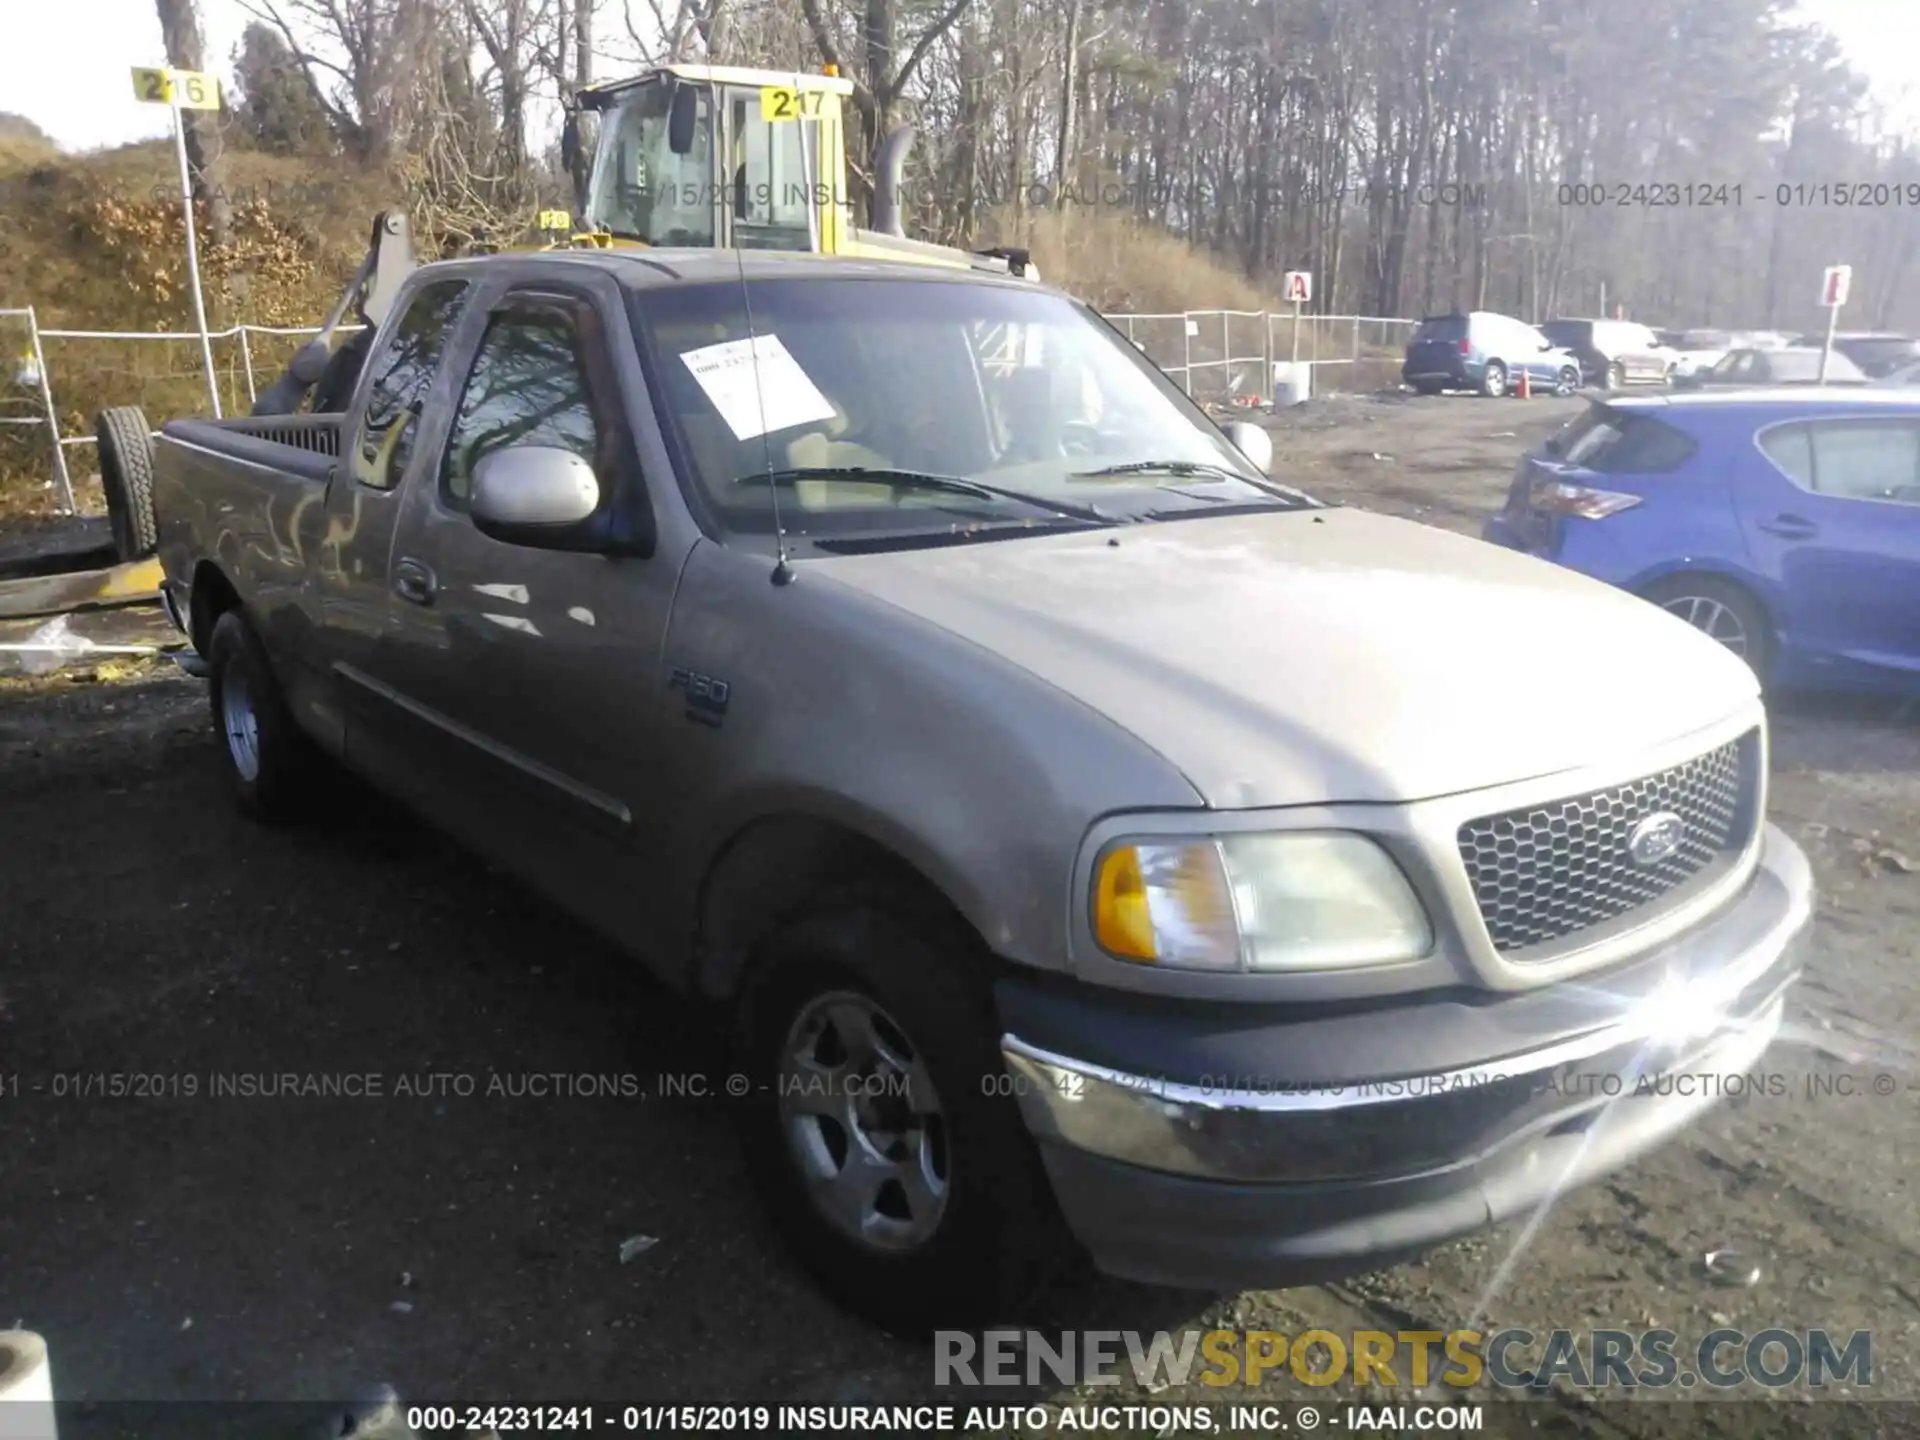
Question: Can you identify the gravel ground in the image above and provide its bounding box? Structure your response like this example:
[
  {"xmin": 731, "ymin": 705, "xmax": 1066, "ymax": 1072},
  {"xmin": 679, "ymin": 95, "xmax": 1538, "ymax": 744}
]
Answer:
[{"xmin": 4, "ymin": 392, "xmax": 1918, "ymax": 1439}]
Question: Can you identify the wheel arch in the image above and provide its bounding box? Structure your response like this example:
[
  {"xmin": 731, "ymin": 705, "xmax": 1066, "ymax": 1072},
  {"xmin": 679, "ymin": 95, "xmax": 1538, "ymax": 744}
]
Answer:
[
  {"xmin": 187, "ymin": 560, "xmax": 244, "ymax": 657},
  {"xmin": 1632, "ymin": 565, "xmax": 1782, "ymax": 659},
  {"xmin": 689, "ymin": 805, "xmax": 997, "ymax": 1004}
]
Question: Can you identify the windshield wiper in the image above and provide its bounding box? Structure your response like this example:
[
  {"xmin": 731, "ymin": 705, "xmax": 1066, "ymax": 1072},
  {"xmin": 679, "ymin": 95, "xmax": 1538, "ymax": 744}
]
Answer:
[
  {"xmin": 1073, "ymin": 459, "xmax": 1320, "ymax": 510},
  {"xmin": 736, "ymin": 467, "xmax": 1116, "ymax": 523},
  {"xmin": 1073, "ymin": 459, "xmax": 1251, "ymax": 482}
]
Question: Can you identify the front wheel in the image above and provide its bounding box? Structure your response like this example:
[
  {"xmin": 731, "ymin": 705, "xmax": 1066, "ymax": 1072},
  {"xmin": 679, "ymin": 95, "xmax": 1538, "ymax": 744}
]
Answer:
[
  {"xmin": 1480, "ymin": 362, "xmax": 1508, "ymax": 398},
  {"xmin": 1554, "ymin": 367, "xmax": 1580, "ymax": 397},
  {"xmin": 736, "ymin": 887, "xmax": 1072, "ymax": 1332},
  {"xmin": 1605, "ymin": 361, "xmax": 1627, "ymax": 390},
  {"xmin": 1639, "ymin": 575, "xmax": 1773, "ymax": 683}
]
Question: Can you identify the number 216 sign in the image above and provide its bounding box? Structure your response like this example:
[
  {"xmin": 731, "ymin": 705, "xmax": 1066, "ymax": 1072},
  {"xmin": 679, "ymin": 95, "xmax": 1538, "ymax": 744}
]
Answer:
[{"xmin": 132, "ymin": 67, "xmax": 221, "ymax": 110}]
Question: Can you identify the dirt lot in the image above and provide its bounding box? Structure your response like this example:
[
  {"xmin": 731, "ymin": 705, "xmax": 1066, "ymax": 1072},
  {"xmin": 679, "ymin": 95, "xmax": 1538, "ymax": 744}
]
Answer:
[{"xmin": 5, "ymin": 392, "xmax": 1919, "ymax": 1438}]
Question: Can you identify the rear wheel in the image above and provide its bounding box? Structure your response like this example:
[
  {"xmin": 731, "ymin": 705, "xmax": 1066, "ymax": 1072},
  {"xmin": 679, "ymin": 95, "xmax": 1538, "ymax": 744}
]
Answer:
[
  {"xmin": 207, "ymin": 610, "xmax": 322, "ymax": 819},
  {"xmin": 1605, "ymin": 361, "xmax": 1627, "ymax": 390},
  {"xmin": 736, "ymin": 885, "xmax": 1072, "ymax": 1332},
  {"xmin": 1639, "ymin": 575, "xmax": 1773, "ymax": 682},
  {"xmin": 1480, "ymin": 362, "xmax": 1508, "ymax": 398}
]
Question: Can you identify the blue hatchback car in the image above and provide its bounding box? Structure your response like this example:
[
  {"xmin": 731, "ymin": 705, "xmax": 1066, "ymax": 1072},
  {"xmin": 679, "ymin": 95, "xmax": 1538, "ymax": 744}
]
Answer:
[{"xmin": 1483, "ymin": 389, "xmax": 1920, "ymax": 692}]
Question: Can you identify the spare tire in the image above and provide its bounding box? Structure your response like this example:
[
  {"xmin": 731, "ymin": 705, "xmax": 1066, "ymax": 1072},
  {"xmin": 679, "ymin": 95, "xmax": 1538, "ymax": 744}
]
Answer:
[{"xmin": 96, "ymin": 406, "xmax": 158, "ymax": 562}]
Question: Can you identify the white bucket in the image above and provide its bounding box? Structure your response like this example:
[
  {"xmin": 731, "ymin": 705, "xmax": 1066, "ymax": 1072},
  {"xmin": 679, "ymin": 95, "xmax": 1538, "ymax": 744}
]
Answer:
[
  {"xmin": 0, "ymin": 1332, "xmax": 56, "ymax": 1440},
  {"xmin": 1270, "ymin": 361, "xmax": 1313, "ymax": 407}
]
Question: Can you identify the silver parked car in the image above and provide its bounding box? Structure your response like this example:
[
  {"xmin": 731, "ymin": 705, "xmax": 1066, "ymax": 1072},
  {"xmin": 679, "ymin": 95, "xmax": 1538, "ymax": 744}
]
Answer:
[{"xmin": 148, "ymin": 250, "xmax": 1812, "ymax": 1330}]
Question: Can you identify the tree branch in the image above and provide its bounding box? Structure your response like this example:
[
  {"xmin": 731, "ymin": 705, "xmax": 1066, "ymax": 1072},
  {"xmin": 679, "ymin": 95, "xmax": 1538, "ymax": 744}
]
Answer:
[{"xmin": 891, "ymin": 0, "xmax": 973, "ymax": 103}]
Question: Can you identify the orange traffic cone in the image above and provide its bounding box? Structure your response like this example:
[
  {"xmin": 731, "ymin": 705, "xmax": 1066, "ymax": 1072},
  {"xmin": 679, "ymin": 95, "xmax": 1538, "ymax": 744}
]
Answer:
[{"xmin": 1516, "ymin": 368, "xmax": 1531, "ymax": 399}]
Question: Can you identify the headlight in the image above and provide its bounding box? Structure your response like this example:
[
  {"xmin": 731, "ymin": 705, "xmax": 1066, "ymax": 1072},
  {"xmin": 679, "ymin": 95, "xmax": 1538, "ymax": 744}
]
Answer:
[{"xmin": 1091, "ymin": 832, "xmax": 1432, "ymax": 972}]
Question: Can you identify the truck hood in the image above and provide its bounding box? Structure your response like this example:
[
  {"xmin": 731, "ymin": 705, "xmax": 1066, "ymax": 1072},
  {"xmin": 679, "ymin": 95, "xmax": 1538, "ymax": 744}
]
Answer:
[{"xmin": 813, "ymin": 506, "xmax": 1759, "ymax": 808}]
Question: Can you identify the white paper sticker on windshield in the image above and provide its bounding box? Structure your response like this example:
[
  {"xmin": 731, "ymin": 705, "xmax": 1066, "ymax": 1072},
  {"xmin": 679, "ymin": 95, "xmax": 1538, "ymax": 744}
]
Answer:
[{"xmin": 679, "ymin": 334, "xmax": 836, "ymax": 441}]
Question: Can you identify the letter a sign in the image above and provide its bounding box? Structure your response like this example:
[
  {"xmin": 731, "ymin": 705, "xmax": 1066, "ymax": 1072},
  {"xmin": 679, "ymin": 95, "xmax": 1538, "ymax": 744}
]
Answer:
[
  {"xmin": 1283, "ymin": 271, "xmax": 1313, "ymax": 304},
  {"xmin": 1821, "ymin": 265, "xmax": 1851, "ymax": 308}
]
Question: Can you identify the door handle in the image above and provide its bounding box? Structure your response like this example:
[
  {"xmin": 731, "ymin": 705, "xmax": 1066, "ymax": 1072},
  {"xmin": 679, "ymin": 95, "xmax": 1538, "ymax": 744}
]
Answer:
[
  {"xmin": 393, "ymin": 556, "xmax": 438, "ymax": 605},
  {"xmin": 1757, "ymin": 514, "xmax": 1819, "ymax": 540}
]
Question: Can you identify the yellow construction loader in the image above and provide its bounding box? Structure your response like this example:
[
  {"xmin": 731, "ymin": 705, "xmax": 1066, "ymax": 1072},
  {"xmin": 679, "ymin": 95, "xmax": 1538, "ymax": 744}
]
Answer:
[{"xmin": 250, "ymin": 62, "xmax": 1035, "ymax": 416}]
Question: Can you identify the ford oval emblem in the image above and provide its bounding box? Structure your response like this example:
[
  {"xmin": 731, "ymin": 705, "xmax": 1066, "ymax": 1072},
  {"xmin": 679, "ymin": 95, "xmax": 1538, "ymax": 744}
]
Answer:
[{"xmin": 1628, "ymin": 811, "xmax": 1686, "ymax": 866}]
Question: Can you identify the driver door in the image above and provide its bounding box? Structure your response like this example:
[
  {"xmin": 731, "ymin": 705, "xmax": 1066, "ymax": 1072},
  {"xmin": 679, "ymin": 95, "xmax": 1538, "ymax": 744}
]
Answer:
[{"xmin": 363, "ymin": 274, "xmax": 690, "ymax": 933}]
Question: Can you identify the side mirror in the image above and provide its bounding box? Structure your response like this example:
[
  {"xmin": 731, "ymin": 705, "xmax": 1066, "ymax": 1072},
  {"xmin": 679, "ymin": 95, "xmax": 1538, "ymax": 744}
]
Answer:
[
  {"xmin": 668, "ymin": 83, "xmax": 698, "ymax": 156},
  {"xmin": 561, "ymin": 112, "xmax": 581, "ymax": 173},
  {"xmin": 1223, "ymin": 420, "xmax": 1273, "ymax": 473},
  {"xmin": 471, "ymin": 446, "xmax": 602, "ymax": 546}
]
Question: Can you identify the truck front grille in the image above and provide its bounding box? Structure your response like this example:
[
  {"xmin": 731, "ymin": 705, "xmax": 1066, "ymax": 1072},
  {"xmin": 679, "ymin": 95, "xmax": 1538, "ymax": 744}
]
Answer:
[{"xmin": 1457, "ymin": 730, "xmax": 1761, "ymax": 955}]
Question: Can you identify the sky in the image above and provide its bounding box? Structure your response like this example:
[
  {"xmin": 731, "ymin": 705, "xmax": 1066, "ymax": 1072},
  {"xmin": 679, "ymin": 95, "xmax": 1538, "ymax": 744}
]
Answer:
[{"xmin": 5, "ymin": 0, "xmax": 1919, "ymax": 156}]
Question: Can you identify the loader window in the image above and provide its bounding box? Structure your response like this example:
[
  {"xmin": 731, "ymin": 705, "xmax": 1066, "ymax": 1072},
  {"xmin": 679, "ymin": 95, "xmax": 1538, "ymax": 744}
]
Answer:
[
  {"xmin": 726, "ymin": 92, "xmax": 819, "ymax": 252},
  {"xmin": 440, "ymin": 311, "xmax": 600, "ymax": 509},
  {"xmin": 585, "ymin": 83, "xmax": 715, "ymax": 246},
  {"xmin": 353, "ymin": 280, "xmax": 470, "ymax": 489}
]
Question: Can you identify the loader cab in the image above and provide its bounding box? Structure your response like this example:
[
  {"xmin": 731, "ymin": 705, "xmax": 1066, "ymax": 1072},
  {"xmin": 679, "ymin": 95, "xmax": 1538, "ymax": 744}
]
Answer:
[{"xmin": 574, "ymin": 65, "xmax": 852, "ymax": 256}]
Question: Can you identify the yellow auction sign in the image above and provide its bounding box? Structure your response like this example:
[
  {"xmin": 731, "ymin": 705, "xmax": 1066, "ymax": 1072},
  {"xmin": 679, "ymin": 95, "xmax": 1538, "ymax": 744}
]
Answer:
[{"xmin": 131, "ymin": 67, "xmax": 222, "ymax": 110}]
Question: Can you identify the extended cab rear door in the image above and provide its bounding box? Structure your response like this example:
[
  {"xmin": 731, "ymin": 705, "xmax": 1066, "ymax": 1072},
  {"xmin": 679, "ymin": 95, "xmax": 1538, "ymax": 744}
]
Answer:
[
  {"xmin": 350, "ymin": 266, "xmax": 699, "ymax": 938},
  {"xmin": 306, "ymin": 273, "xmax": 482, "ymax": 748}
]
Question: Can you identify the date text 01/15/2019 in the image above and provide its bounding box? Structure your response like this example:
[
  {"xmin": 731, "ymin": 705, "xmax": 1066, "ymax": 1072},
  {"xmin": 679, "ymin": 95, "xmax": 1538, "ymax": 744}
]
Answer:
[{"xmin": 1560, "ymin": 181, "xmax": 1920, "ymax": 208}]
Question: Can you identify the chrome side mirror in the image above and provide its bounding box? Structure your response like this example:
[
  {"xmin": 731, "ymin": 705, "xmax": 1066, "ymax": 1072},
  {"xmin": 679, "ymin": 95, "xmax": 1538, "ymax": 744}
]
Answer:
[
  {"xmin": 471, "ymin": 446, "xmax": 602, "ymax": 546},
  {"xmin": 1223, "ymin": 420, "xmax": 1273, "ymax": 473}
]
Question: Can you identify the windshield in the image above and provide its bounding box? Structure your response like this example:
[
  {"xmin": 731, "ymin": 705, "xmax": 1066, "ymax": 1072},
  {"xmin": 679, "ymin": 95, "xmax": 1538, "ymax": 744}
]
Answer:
[
  {"xmin": 585, "ymin": 84, "xmax": 715, "ymax": 245},
  {"xmin": 630, "ymin": 277, "xmax": 1303, "ymax": 548}
]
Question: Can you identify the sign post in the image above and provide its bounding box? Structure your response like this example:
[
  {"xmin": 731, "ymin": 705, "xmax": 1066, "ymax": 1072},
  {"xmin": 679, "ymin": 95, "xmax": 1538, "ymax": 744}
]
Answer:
[
  {"xmin": 132, "ymin": 66, "xmax": 223, "ymax": 418},
  {"xmin": 1283, "ymin": 271, "xmax": 1312, "ymax": 366},
  {"xmin": 1817, "ymin": 264, "xmax": 1851, "ymax": 386}
]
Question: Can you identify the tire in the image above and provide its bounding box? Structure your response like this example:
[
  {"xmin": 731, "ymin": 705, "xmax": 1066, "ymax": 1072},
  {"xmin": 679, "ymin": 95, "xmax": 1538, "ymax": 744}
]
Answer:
[
  {"xmin": 96, "ymin": 406, "xmax": 158, "ymax": 562},
  {"xmin": 206, "ymin": 610, "xmax": 321, "ymax": 820},
  {"xmin": 1639, "ymin": 575, "xmax": 1774, "ymax": 683},
  {"xmin": 1480, "ymin": 362, "xmax": 1508, "ymax": 398},
  {"xmin": 1555, "ymin": 367, "xmax": 1580, "ymax": 397},
  {"xmin": 736, "ymin": 884, "xmax": 1072, "ymax": 1333},
  {"xmin": 1605, "ymin": 361, "xmax": 1626, "ymax": 391}
]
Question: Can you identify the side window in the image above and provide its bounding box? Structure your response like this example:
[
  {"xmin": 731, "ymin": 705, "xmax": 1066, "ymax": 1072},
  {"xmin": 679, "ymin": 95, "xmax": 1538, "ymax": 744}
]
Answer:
[
  {"xmin": 354, "ymin": 280, "xmax": 470, "ymax": 489},
  {"xmin": 1806, "ymin": 420, "xmax": 1920, "ymax": 503},
  {"xmin": 1758, "ymin": 422, "xmax": 1815, "ymax": 488},
  {"xmin": 440, "ymin": 308, "xmax": 600, "ymax": 509}
]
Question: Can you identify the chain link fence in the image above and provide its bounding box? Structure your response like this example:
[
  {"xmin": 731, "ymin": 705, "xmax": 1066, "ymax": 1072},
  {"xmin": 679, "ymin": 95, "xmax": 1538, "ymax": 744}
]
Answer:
[{"xmin": 3, "ymin": 305, "xmax": 1417, "ymax": 515}]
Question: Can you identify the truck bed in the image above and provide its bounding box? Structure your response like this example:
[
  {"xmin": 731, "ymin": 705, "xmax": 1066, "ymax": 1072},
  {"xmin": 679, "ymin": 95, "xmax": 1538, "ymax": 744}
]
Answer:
[{"xmin": 161, "ymin": 413, "xmax": 345, "ymax": 483}]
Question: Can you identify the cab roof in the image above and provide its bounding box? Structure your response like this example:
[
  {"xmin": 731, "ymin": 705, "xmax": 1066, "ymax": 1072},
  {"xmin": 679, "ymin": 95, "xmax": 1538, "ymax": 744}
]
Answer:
[{"xmin": 413, "ymin": 246, "xmax": 1051, "ymax": 296}]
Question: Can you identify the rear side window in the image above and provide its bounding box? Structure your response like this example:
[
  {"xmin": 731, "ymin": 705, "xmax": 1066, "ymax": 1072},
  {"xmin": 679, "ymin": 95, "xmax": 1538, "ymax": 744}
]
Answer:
[
  {"xmin": 354, "ymin": 280, "xmax": 471, "ymax": 489},
  {"xmin": 440, "ymin": 308, "xmax": 600, "ymax": 509},
  {"xmin": 1761, "ymin": 419, "xmax": 1920, "ymax": 502},
  {"xmin": 1810, "ymin": 420, "xmax": 1920, "ymax": 501},
  {"xmin": 1562, "ymin": 408, "xmax": 1696, "ymax": 473},
  {"xmin": 1415, "ymin": 316, "xmax": 1466, "ymax": 342}
]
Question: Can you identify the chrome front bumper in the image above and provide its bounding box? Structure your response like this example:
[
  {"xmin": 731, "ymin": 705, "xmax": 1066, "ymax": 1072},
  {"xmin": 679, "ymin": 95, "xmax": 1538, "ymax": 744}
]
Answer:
[{"xmin": 996, "ymin": 824, "xmax": 1810, "ymax": 1288}]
